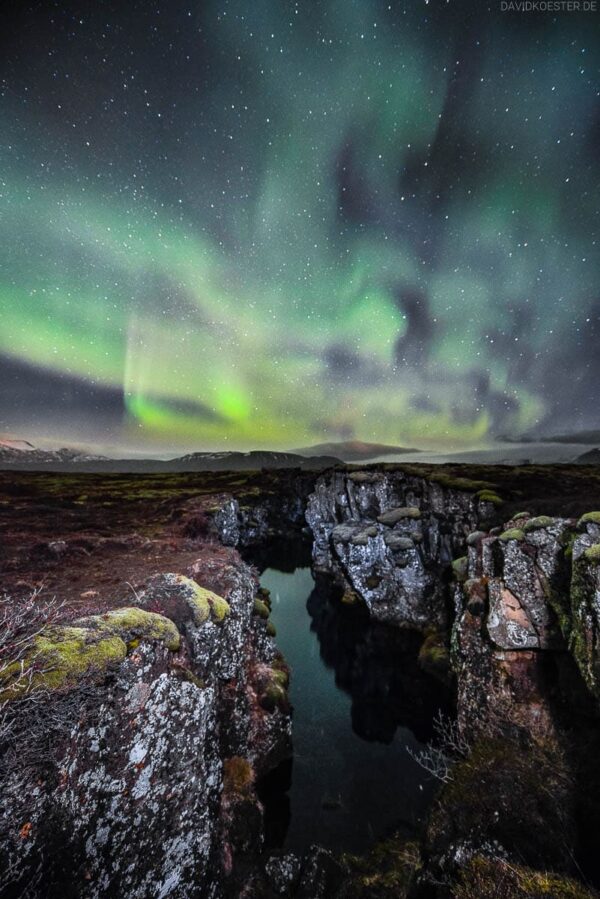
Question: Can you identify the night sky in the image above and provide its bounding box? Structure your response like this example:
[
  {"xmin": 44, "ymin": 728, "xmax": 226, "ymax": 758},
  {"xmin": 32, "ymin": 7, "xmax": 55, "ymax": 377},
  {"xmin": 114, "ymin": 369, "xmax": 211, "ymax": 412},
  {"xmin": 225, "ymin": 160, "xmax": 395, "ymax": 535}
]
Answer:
[{"xmin": 1, "ymin": 1, "xmax": 599, "ymax": 452}]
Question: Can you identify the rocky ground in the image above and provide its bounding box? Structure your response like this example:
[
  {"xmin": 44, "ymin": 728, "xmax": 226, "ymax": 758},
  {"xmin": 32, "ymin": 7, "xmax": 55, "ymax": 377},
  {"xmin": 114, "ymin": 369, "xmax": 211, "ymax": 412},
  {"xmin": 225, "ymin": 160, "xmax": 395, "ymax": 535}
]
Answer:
[{"xmin": 2, "ymin": 463, "xmax": 600, "ymax": 897}]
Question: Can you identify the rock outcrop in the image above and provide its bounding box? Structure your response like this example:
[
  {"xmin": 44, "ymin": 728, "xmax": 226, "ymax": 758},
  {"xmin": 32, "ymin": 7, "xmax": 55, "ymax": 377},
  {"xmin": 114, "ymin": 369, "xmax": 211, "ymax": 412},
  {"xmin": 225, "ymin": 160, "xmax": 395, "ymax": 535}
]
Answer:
[
  {"xmin": 304, "ymin": 469, "xmax": 494, "ymax": 628},
  {"xmin": 452, "ymin": 511, "xmax": 600, "ymax": 736},
  {"xmin": 0, "ymin": 550, "xmax": 290, "ymax": 899}
]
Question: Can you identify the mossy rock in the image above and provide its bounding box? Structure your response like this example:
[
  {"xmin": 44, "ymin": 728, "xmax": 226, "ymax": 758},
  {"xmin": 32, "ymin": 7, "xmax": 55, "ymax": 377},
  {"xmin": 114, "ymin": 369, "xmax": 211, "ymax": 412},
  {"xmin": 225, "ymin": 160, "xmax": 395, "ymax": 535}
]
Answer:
[
  {"xmin": 259, "ymin": 666, "xmax": 289, "ymax": 712},
  {"xmin": 253, "ymin": 598, "xmax": 270, "ymax": 619},
  {"xmin": 418, "ymin": 630, "xmax": 452, "ymax": 684},
  {"xmin": 499, "ymin": 528, "xmax": 525, "ymax": 542},
  {"xmin": 523, "ymin": 515, "xmax": 555, "ymax": 533},
  {"xmin": 266, "ymin": 620, "xmax": 277, "ymax": 638},
  {"xmin": 377, "ymin": 506, "xmax": 421, "ymax": 526},
  {"xmin": 454, "ymin": 855, "xmax": 597, "ymax": 898},
  {"xmin": 583, "ymin": 543, "xmax": 600, "ymax": 565},
  {"xmin": 578, "ymin": 511, "xmax": 600, "ymax": 529},
  {"xmin": 341, "ymin": 588, "xmax": 361, "ymax": 605},
  {"xmin": 466, "ymin": 530, "xmax": 487, "ymax": 546},
  {"xmin": 0, "ymin": 604, "xmax": 186, "ymax": 702},
  {"xmin": 512, "ymin": 511, "xmax": 531, "ymax": 520},
  {"xmin": 569, "ymin": 555, "xmax": 599, "ymax": 693},
  {"xmin": 79, "ymin": 607, "xmax": 181, "ymax": 651},
  {"xmin": 175, "ymin": 576, "xmax": 231, "ymax": 625},
  {"xmin": 476, "ymin": 489, "xmax": 503, "ymax": 507},
  {"xmin": 1, "ymin": 626, "xmax": 127, "ymax": 700},
  {"xmin": 452, "ymin": 557, "xmax": 469, "ymax": 582}
]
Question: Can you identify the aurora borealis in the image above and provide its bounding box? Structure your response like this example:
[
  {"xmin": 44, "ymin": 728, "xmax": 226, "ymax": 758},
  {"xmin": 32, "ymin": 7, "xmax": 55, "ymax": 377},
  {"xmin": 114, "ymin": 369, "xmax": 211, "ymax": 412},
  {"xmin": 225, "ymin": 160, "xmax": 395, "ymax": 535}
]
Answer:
[{"xmin": 1, "ymin": 1, "xmax": 599, "ymax": 452}]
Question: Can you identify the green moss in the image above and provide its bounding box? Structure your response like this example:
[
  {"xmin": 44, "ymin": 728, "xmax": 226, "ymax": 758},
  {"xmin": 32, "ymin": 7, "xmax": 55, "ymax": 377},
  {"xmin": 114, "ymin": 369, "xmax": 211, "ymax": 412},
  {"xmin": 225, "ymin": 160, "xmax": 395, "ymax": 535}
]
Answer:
[
  {"xmin": 175, "ymin": 576, "xmax": 230, "ymax": 625},
  {"xmin": 79, "ymin": 607, "xmax": 181, "ymax": 651},
  {"xmin": 342, "ymin": 834, "xmax": 421, "ymax": 897},
  {"xmin": 578, "ymin": 511, "xmax": 600, "ymax": 529},
  {"xmin": 171, "ymin": 667, "xmax": 205, "ymax": 689},
  {"xmin": 341, "ymin": 588, "xmax": 361, "ymax": 605},
  {"xmin": 0, "ymin": 603, "xmax": 189, "ymax": 702},
  {"xmin": 499, "ymin": 528, "xmax": 525, "ymax": 542},
  {"xmin": 584, "ymin": 543, "xmax": 600, "ymax": 564},
  {"xmin": 256, "ymin": 586, "xmax": 272, "ymax": 609},
  {"xmin": 223, "ymin": 756, "xmax": 255, "ymax": 797},
  {"xmin": 452, "ymin": 556, "xmax": 469, "ymax": 582},
  {"xmin": 418, "ymin": 630, "xmax": 452, "ymax": 684},
  {"xmin": 512, "ymin": 511, "xmax": 530, "ymax": 520},
  {"xmin": 476, "ymin": 489, "xmax": 503, "ymax": 506},
  {"xmin": 429, "ymin": 473, "xmax": 495, "ymax": 493},
  {"xmin": 523, "ymin": 515, "xmax": 555, "ymax": 532},
  {"xmin": 253, "ymin": 598, "xmax": 270, "ymax": 619},
  {"xmin": 259, "ymin": 665, "xmax": 290, "ymax": 712},
  {"xmin": 1, "ymin": 626, "xmax": 127, "ymax": 700},
  {"xmin": 454, "ymin": 856, "xmax": 597, "ymax": 898},
  {"xmin": 270, "ymin": 668, "xmax": 289, "ymax": 689},
  {"xmin": 266, "ymin": 621, "xmax": 277, "ymax": 637},
  {"xmin": 377, "ymin": 506, "xmax": 421, "ymax": 525}
]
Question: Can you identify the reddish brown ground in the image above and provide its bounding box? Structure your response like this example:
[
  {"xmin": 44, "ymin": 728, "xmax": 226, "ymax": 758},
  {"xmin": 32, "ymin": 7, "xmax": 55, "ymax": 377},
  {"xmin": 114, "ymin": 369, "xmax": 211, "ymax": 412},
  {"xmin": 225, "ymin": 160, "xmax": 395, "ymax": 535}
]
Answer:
[
  {"xmin": 0, "ymin": 470, "xmax": 266, "ymax": 611},
  {"xmin": 2, "ymin": 463, "xmax": 600, "ymax": 615}
]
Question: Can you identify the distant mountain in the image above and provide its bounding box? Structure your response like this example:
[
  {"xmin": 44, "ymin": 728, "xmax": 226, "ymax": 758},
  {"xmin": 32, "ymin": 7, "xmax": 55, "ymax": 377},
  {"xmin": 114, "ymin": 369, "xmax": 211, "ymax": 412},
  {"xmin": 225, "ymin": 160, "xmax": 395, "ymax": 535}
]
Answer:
[
  {"xmin": 0, "ymin": 442, "xmax": 341, "ymax": 472},
  {"xmin": 499, "ymin": 430, "xmax": 600, "ymax": 446},
  {"xmin": 574, "ymin": 448, "xmax": 600, "ymax": 464},
  {"xmin": 165, "ymin": 451, "xmax": 341, "ymax": 472},
  {"xmin": 0, "ymin": 443, "xmax": 107, "ymax": 465},
  {"xmin": 291, "ymin": 440, "xmax": 420, "ymax": 461},
  {"xmin": 0, "ymin": 438, "xmax": 37, "ymax": 452}
]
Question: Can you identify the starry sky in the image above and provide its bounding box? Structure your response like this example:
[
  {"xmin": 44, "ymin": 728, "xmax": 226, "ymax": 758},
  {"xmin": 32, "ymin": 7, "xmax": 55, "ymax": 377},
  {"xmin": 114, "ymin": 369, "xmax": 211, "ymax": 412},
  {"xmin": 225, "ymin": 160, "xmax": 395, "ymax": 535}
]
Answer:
[{"xmin": 0, "ymin": 1, "xmax": 599, "ymax": 452}]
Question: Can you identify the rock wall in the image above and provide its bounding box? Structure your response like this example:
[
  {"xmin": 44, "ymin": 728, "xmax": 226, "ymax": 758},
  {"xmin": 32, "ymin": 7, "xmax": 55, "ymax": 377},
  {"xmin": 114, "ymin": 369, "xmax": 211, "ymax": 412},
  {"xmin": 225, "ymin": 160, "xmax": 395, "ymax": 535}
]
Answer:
[
  {"xmin": 207, "ymin": 472, "xmax": 316, "ymax": 550},
  {"xmin": 452, "ymin": 511, "xmax": 600, "ymax": 737},
  {"xmin": 0, "ymin": 549, "xmax": 290, "ymax": 899},
  {"xmin": 304, "ymin": 469, "xmax": 493, "ymax": 628}
]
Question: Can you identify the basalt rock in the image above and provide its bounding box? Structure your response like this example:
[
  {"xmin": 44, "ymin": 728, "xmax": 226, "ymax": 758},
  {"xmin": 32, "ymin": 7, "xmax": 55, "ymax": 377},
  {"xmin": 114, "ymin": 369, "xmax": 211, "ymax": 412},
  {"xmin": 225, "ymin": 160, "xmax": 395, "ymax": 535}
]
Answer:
[
  {"xmin": 208, "ymin": 473, "xmax": 316, "ymax": 550},
  {"xmin": 451, "ymin": 512, "xmax": 600, "ymax": 737},
  {"xmin": 305, "ymin": 470, "xmax": 486, "ymax": 628},
  {"xmin": 0, "ymin": 552, "xmax": 291, "ymax": 899}
]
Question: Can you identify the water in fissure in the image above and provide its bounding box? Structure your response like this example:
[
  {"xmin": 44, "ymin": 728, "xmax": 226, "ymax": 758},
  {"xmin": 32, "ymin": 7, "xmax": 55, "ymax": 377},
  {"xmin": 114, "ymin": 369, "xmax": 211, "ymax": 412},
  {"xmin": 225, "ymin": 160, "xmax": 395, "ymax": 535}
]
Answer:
[{"xmin": 259, "ymin": 566, "xmax": 447, "ymax": 854}]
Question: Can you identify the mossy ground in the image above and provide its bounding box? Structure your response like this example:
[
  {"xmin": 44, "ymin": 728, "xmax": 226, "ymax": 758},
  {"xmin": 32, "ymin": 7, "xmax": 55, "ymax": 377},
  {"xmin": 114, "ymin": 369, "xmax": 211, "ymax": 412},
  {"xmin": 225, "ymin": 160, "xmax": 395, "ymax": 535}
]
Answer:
[
  {"xmin": 428, "ymin": 735, "xmax": 575, "ymax": 874},
  {"xmin": 3, "ymin": 463, "xmax": 600, "ymax": 610},
  {"xmin": 341, "ymin": 834, "xmax": 421, "ymax": 898},
  {"xmin": 453, "ymin": 857, "xmax": 598, "ymax": 899}
]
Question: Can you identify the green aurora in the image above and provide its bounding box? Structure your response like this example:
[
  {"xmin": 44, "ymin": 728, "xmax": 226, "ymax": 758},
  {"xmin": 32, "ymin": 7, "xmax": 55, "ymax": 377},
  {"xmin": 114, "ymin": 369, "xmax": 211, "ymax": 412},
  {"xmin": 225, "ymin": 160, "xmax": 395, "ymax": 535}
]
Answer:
[{"xmin": 0, "ymin": 1, "xmax": 598, "ymax": 450}]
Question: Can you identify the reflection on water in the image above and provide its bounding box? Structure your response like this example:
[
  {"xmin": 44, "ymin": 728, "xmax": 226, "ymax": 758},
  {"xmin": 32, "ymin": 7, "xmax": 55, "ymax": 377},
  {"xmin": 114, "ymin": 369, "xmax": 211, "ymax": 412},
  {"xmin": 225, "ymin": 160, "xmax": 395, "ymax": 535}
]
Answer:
[{"xmin": 259, "ymin": 566, "xmax": 450, "ymax": 854}]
